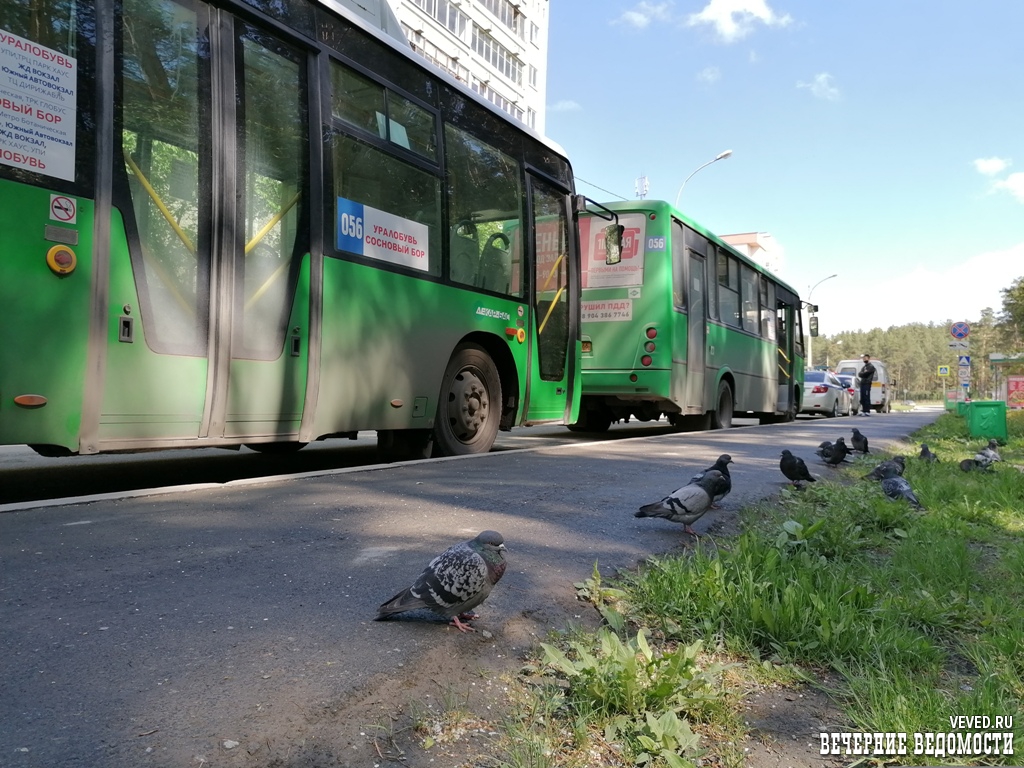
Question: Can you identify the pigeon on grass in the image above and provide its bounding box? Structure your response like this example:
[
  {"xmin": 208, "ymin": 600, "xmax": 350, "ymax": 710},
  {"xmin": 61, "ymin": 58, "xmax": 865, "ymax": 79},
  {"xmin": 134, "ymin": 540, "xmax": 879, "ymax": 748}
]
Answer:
[
  {"xmin": 919, "ymin": 444, "xmax": 939, "ymax": 463},
  {"xmin": 375, "ymin": 530, "xmax": 507, "ymax": 633},
  {"xmin": 881, "ymin": 476, "xmax": 925, "ymax": 510},
  {"xmin": 974, "ymin": 439, "xmax": 1002, "ymax": 470},
  {"xmin": 780, "ymin": 450, "xmax": 816, "ymax": 489},
  {"xmin": 689, "ymin": 454, "xmax": 733, "ymax": 507},
  {"xmin": 851, "ymin": 428, "xmax": 869, "ymax": 454},
  {"xmin": 636, "ymin": 470, "xmax": 728, "ymax": 537},
  {"xmin": 863, "ymin": 456, "xmax": 905, "ymax": 480}
]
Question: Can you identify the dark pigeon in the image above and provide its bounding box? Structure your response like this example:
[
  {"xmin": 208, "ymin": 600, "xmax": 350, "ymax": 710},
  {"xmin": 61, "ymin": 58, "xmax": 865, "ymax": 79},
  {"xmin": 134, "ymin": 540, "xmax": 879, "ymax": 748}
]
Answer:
[
  {"xmin": 960, "ymin": 458, "xmax": 981, "ymax": 472},
  {"xmin": 823, "ymin": 436, "xmax": 852, "ymax": 466},
  {"xmin": 851, "ymin": 428, "xmax": 869, "ymax": 454},
  {"xmin": 919, "ymin": 443, "xmax": 939, "ymax": 463},
  {"xmin": 690, "ymin": 454, "xmax": 733, "ymax": 507},
  {"xmin": 375, "ymin": 530, "xmax": 507, "ymax": 633},
  {"xmin": 636, "ymin": 469, "xmax": 728, "ymax": 537},
  {"xmin": 815, "ymin": 441, "xmax": 834, "ymax": 461},
  {"xmin": 780, "ymin": 449, "xmax": 816, "ymax": 488},
  {"xmin": 863, "ymin": 455, "xmax": 905, "ymax": 480},
  {"xmin": 881, "ymin": 476, "xmax": 925, "ymax": 510}
]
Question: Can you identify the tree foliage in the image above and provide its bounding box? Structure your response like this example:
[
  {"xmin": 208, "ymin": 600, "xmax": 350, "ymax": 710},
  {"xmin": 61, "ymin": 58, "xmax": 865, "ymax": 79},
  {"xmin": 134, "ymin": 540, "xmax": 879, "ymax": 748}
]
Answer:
[{"xmin": 814, "ymin": 275, "xmax": 1024, "ymax": 398}]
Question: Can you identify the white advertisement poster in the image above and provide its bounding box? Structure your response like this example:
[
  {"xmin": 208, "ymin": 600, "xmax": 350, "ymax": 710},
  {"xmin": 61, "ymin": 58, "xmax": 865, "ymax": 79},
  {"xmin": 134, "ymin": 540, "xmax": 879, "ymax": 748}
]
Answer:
[
  {"xmin": 580, "ymin": 213, "xmax": 646, "ymax": 289},
  {"xmin": 0, "ymin": 29, "xmax": 77, "ymax": 181},
  {"xmin": 336, "ymin": 197, "xmax": 430, "ymax": 272}
]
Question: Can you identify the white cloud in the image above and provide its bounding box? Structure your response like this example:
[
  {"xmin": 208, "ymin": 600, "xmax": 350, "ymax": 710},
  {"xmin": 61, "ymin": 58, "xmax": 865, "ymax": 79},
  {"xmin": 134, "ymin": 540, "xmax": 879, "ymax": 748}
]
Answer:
[
  {"xmin": 548, "ymin": 99, "xmax": 582, "ymax": 113},
  {"xmin": 804, "ymin": 241, "xmax": 1024, "ymax": 335},
  {"xmin": 797, "ymin": 72, "xmax": 840, "ymax": 101},
  {"xmin": 687, "ymin": 0, "xmax": 792, "ymax": 42},
  {"xmin": 615, "ymin": 1, "xmax": 673, "ymax": 29},
  {"xmin": 994, "ymin": 172, "xmax": 1024, "ymax": 204},
  {"xmin": 697, "ymin": 66, "xmax": 721, "ymax": 83},
  {"xmin": 974, "ymin": 156, "xmax": 1010, "ymax": 176}
]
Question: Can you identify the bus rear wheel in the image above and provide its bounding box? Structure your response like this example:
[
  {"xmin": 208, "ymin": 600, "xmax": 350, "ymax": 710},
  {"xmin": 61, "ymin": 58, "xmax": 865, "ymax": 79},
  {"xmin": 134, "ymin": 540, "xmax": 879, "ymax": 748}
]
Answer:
[
  {"xmin": 433, "ymin": 344, "xmax": 501, "ymax": 456},
  {"xmin": 711, "ymin": 380, "xmax": 734, "ymax": 430}
]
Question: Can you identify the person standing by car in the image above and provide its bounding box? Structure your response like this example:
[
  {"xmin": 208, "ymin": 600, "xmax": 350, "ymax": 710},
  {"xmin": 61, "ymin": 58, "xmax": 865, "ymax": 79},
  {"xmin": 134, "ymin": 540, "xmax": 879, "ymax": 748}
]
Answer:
[{"xmin": 858, "ymin": 354, "xmax": 876, "ymax": 416}]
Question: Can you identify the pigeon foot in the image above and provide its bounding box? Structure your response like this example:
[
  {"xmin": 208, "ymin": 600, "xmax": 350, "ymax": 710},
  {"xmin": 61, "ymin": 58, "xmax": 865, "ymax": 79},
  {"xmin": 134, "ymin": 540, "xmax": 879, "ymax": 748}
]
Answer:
[{"xmin": 449, "ymin": 615, "xmax": 477, "ymax": 633}]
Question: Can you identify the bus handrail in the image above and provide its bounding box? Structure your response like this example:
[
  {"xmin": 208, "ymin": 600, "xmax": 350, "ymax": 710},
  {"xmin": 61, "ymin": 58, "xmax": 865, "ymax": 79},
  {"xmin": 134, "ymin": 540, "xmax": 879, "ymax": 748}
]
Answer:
[
  {"xmin": 245, "ymin": 191, "xmax": 301, "ymax": 254},
  {"xmin": 777, "ymin": 347, "xmax": 791, "ymax": 364},
  {"xmin": 245, "ymin": 259, "xmax": 291, "ymax": 311},
  {"xmin": 540, "ymin": 252, "xmax": 565, "ymax": 292},
  {"xmin": 123, "ymin": 151, "xmax": 197, "ymax": 256},
  {"xmin": 538, "ymin": 286, "xmax": 565, "ymax": 335}
]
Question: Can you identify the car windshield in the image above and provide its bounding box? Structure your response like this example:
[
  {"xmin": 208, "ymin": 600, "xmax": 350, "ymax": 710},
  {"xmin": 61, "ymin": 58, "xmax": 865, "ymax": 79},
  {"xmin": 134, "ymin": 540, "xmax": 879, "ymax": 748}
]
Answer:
[
  {"xmin": 805, "ymin": 371, "xmax": 825, "ymax": 382},
  {"xmin": 837, "ymin": 375, "xmax": 854, "ymax": 387}
]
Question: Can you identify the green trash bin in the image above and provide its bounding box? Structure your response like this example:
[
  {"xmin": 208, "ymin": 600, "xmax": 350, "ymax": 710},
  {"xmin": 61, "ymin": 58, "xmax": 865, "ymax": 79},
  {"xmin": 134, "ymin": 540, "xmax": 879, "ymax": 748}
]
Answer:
[
  {"xmin": 956, "ymin": 401, "xmax": 971, "ymax": 417},
  {"xmin": 966, "ymin": 401, "xmax": 1008, "ymax": 441}
]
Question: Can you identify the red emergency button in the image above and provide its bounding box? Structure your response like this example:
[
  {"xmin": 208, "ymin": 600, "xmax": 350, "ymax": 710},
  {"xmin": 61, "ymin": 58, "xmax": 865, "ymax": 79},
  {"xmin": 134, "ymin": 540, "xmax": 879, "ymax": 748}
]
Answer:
[{"xmin": 46, "ymin": 245, "xmax": 77, "ymax": 276}]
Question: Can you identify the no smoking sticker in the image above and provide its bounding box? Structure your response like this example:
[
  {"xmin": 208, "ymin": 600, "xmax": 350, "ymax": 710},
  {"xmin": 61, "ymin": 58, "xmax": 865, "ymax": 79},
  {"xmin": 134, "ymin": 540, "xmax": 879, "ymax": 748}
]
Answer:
[{"xmin": 50, "ymin": 195, "xmax": 77, "ymax": 224}]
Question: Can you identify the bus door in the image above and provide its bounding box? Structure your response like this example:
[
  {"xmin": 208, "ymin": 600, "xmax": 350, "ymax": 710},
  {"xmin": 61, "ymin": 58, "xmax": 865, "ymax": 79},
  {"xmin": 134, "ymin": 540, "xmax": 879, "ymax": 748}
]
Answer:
[
  {"xmin": 102, "ymin": 0, "xmax": 309, "ymax": 447},
  {"xmin": 524, "ymin": 174, "xmax": 576, "ymax": 423},
  {"xmin": 682, "ymin": 225, "xmax": 708, "ymax": 413},
  {"xmin": 775, "ymin": 289, "xmax": 799, "ymax": 415}
]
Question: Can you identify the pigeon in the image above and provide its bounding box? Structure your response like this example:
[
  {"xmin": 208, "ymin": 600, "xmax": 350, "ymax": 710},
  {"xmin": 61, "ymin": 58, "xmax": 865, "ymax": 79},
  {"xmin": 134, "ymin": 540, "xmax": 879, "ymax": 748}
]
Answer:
[
  {"xmin": 863, "ymin": 455, "xmax": 905, "ymax": 480},
  {"xmin": 960, "ymin": 458, "xmax": 981, "ymax": 472},
  {"xmin": 375, "ymin": 530, "xmax": 507, "ymax": 633},
  {"xmin": 780, "ymin": 449, "xmax": 816, "ymax": 488},
  {"xmin": 851, "ymin": 428, "xmax": 869, "ymax": 454},
  {"xmin": 974, "ymin": 439, "xmax": 1002, "ymax": 469},
  {"xmin": 636, "ymin": 470, "xmax": 728, "ymax": 537},
  {"xmin": 815, "ymin": 441, "xmax": 834, "ymax": 461},
  {"xmin": 880, "ymin": 476, "xmax": 925, "ymax": 510},
  {"xmin": 918, "ymin": 443, "xmax": 939, "ymax": 463},
  {"xmin": 823, "ymin": 436, "xmax": 852, "ymax": 466},
  {"xmin": 690, "ymin": 454, "xmax": 733, "ymax": 507}
]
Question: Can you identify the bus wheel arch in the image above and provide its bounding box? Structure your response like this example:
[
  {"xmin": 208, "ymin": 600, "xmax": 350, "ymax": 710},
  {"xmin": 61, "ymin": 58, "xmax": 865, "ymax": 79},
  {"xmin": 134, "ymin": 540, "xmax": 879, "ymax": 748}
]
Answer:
[
  {"xmin": 433, "ymin": 340, "xmax": 506, "ymax": 456},
  {"xmin": 711, "ymin": 376, "xmax": 734, "ymax": 430}
]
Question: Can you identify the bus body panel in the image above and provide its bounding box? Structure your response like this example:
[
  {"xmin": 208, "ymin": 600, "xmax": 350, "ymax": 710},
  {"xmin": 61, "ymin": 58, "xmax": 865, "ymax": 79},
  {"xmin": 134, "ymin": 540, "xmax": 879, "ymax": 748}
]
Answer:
[{"xmin": 0, "ymin": 180, "xmax": 93, "ymax": 449}]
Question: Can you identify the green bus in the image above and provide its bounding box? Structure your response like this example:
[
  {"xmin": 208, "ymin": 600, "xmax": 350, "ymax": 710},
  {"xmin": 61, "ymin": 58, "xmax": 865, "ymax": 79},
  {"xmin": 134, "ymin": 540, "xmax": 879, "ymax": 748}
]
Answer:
[
  {"xmin": 573, "ymin": 200, "xmax": 805, "ymax": 432},
  {"xmin": 0, "ymin": 0, "xmax": 618, "ymax": 460}
]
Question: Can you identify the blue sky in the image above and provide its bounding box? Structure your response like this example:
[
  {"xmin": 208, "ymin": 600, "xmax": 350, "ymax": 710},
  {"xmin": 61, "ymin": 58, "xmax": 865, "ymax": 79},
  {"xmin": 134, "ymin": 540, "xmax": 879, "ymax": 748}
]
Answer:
[{"xmin": 544, "ymin": 0, "xmax": 1024, "ymax": 336}]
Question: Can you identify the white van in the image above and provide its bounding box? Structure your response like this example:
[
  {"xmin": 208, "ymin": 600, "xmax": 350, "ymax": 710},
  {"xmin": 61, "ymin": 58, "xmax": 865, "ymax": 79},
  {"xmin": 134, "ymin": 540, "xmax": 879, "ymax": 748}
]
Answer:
[{"xmin": 834, "ymin": 359, "xmax": 894, "ymax": 413}]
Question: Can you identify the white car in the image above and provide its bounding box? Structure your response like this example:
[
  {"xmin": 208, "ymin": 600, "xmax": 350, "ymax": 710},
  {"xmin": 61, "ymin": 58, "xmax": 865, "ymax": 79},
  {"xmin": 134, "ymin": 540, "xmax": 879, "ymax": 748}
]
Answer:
[{"xmin": 801, "ymin": 370, "xmax": 853, "ymax": 418}]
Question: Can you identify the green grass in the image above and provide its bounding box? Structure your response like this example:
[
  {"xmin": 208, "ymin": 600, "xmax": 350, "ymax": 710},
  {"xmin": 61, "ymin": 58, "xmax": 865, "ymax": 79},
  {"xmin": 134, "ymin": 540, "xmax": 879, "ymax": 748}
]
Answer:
[{"xmin": 498, "ymin": 411, "xmax": 1024, "ymax": 767}]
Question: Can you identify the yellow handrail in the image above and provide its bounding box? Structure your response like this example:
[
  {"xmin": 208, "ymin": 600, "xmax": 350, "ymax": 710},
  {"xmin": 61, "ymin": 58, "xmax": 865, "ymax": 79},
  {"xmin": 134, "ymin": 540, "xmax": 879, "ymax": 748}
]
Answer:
[
  {"xmin": 540, "ymin": 252, "xmax": 565, "ymax": 292},
  {"xmin": 244, "ymin": 259, "xmax": 291, "ymax": 311},
  {"xmin": 777, "ymin": 347, "xmax": 791, "ymax": 364},
  {"xmin": 538, "ymin": 287, "xmax": 565, "ymax": 335},
  {"xmin": 123, "ymin": 151, "xmax": 196, "ymax": 255},
  {"xmin": 245, "ymin": 191, "xmax": 300, "ymax": 254}
]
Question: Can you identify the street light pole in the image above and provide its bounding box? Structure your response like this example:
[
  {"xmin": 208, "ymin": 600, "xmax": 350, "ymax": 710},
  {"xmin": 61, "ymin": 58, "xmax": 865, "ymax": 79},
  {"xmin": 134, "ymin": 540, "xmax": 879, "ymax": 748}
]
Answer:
[
  {"xmin": 806, "ymin": 273, "xmax": 837, "ymax": 368},
  {"xmin": 674, "ymin": 149, "xmax": 733, "ymax": 208}
]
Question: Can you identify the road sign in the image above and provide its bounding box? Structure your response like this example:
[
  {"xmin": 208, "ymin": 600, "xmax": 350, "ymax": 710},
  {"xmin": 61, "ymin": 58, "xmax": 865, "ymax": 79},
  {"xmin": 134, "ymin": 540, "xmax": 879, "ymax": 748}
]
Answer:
[
  {"xmin": 958, "ymin": 355, "xmax": 971, "ymax": 367},
  {"xmin": 950, "ymin": 321, "xmax": 971, "ymax": 339},
  {"xmin": 937, "ymin": 365, "xmax": 950, "ymax": 376},
  {"xmin": 957, "ymin": 367, "xmax": 971, "ymax": 381},
  {"xmin": 948, "ymin": 340, "xmax": 969, "ymax": 350}
]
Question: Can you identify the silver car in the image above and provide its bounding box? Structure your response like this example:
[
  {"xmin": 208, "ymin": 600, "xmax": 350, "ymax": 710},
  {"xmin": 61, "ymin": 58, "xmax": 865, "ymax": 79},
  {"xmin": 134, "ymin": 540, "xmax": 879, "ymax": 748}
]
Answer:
[{"xmin": 801, "ymin": 370, "xmax": 853, "ymax": 418}]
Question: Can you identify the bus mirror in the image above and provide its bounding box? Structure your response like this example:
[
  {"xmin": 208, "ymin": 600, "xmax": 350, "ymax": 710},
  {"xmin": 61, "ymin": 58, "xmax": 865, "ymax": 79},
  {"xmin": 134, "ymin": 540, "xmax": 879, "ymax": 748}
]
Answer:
[
  {"xmin": 604, "ymin": 224, "xmax": 624, "ymax": 265},
  {"xmin": 809, "ymin": 316, "xmax": 819, "ymax": 337}
]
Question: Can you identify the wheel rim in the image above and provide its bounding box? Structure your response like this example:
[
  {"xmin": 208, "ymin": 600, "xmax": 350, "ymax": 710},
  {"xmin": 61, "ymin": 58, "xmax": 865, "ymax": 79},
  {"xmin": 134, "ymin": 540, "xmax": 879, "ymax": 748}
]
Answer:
[
  {"xmin": 446, "ymin": 368, "xmax": 490, "ymax": 443},
  {"xmin": 718, "ymin": 385, "xmax": 733, "ymax": 427}
]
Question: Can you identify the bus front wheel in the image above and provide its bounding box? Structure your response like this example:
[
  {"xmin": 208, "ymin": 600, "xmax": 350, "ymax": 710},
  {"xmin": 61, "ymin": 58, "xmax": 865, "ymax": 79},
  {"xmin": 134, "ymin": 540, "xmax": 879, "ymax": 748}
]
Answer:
[
  {"xmin": 711, "ymin": 380, "xmax": 734, "ymax": 430},
  {"xmin": 433, "ymin": 344, "xmax": 502, "ymax": 456}
]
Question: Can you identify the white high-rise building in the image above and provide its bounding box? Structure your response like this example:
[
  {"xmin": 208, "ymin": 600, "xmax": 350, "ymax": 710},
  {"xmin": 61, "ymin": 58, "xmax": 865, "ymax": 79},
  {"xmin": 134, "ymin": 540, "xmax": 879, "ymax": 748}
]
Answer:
[{"xmin": 390, "ymin": 0, "xmax": 550, "ymax": 134}]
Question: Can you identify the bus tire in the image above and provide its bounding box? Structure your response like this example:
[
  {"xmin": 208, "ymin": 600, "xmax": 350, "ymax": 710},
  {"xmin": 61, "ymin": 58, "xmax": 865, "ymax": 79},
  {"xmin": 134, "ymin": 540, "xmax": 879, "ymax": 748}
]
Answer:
[
  {"xmin": 711, "ymin": 380, "xmax": 734, "ymax": 430},
  {"xmin": 433, "ymin": 343, "xmax": 502, "ymax": 456}
]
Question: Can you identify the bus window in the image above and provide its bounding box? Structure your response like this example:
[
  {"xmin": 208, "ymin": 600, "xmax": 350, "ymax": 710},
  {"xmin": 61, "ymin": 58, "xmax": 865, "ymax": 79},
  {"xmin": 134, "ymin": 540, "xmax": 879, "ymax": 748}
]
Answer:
[
  {"xmin": 761, "ymin": 278, "xmax": 776, "ymax": 341},
  {"xmin": 120, "ymin": 0, "xmax": 207, "ymax": 356},
  {"xmin": 444, "ymin": 124, "xmax": 523, "ymax": 297},
  {"xmin": 717, "ymin": 250, "xmax": 740, "ymax": 328},
  {"xmin": 740, "ymin": 264, "xmax": 759, "ymax": 334},
  {"xmin": 671, "ymin": 222, "xmax": 686, "ymax": 311}
]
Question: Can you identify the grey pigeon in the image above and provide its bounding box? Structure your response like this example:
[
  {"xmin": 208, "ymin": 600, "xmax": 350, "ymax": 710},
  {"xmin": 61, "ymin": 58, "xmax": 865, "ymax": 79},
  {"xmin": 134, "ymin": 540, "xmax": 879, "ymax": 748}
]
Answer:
[
  {"xmin": 863, "ymin": 455, "xmax": 905, "ymax": 480},
  {"xmin": 823, "ymin": 436, "xmax": 851, "ymax": 466},
  {"xmin": 851, "ymin": 428, "xmax": 869, "ymax": 454},
  {"xmin": 780, "ymin": 449, "xmax": 816, "ymax": 488},
  {"xmin": 636, "ymin": 470, "xmax": 727, "ymax": 537},
  {"xmin": 919, "ymin": 443, "xmax": 939, "ymax": 462},
  {"xmin": 690, "ymin": 454, "xmax": 733, "ymax": 507},
  {"xmin": 375, "ymin": 531, "xmax": 507, "ymax": 632},
  {"xmin": 815, "ymin": 441, "xmax": 833, "ymax": 461},
  {"xmin": 881, "ymin": 476, "xmax": 925, "ymax": 510},
  {"xmin": 974, "ymin": 439, "xmax": 1002, "ymax": 469},
  {"xmin": 960, "ymin": 458, "xmax": 982, "ymax": 472}
]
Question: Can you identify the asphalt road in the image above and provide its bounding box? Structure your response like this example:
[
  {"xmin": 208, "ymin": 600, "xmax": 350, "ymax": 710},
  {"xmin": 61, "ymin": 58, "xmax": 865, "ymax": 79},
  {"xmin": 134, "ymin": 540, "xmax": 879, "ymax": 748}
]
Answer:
[{"xmin": 0, "ymin": 408, "xmax": 942, "ymax": 767}]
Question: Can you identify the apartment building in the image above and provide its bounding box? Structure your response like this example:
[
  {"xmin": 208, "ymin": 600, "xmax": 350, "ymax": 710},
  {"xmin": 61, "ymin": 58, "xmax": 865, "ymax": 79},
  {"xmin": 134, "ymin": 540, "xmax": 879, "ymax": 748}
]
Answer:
[{"xmin": 391, "ymin": 0, "xmax": 549, "ymax": 134}]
